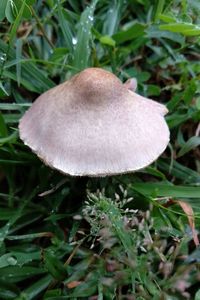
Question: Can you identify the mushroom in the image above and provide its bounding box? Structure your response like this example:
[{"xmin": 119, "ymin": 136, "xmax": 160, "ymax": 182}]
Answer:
[{"xmin": 19, "ymin": 68, "xmax": 169, "ymax": 177}]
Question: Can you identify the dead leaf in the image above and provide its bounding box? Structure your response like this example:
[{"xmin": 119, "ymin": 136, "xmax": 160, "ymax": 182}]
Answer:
[
  {"xmin": 177, "ymin": 200, "xmax": 199, "ymax": 247},
  {"xmin": 66, "ymin": 281, "xmax": 82, "ymax": 289}
]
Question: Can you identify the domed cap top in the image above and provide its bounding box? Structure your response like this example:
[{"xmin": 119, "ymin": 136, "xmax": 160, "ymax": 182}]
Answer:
[
  {"xmin": 19, "ymin": 68, "xmax": 169, "ymax": 176},
  {"xmin": 69, "ymin": 68, "xmax": 126, "ymax": 104}
]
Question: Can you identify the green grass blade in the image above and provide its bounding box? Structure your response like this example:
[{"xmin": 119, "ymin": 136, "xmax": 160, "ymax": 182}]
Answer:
[
  {"xmin": 16, "ymin": 38, "xmax": 22, "ymax": 86},
  {"xmin": 159, "ymin": 23, "xmax": 200, "ymax": 35},
  {"xmin": 154, "ymin": 0, "xmax": 165, "ymax": 21},
  {"xmin": 0, "ymin": 103, "xmax": 31, "ymax": 110},
  {"xmin": 132, "ymin": 183, "xmax": 200, "ymax": 198},
  {"xmin": 177, "ymin": 136, "xmax": 200, "ymax": 157},
  {"xmin": 9, "ymin": 0, "xmax": 26, "ymax": 45},
  {"xmin": 18, "ymin": 275, "xmax": 52, "ymax": 300},
  {"xmin": 0, "ymin": 266, "xmax": 46, "ymax": 283},
  {"xmin": 158, "ymin": 159, "xmax": 200, "ymax": 184},
  {"xmin": 0, "ymin": 131, "xmax": 18, "ymax": 145},
  {"xmin": 103, "ymin": 0, "xmax": 125, "ymax": 36},
  {"xmin": 113, "ymin": 23, "xmax": 146, "ymax": 44},
  {"xmin": 0, "ymin": 0, "xmax": 7, "ymax": 21},
  {"xmin": 73, "ymin": 0, "xmax": 98, "ymax": 71},
  {"xmin": 57, "ymin": 2, "xmax": 74, "ymax": 52},
  {"xmin": 0, "ymin": 112, "xmax": 8, "ymax": 136},
  {"xmin": 0, "ymin": 39, "xmax": 55, "ymax": 92}
]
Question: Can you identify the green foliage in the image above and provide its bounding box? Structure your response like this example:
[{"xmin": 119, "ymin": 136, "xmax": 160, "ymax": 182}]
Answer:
[{"xmin": 0, "ymin": 0, "xmax": 200, "ymax": 299}]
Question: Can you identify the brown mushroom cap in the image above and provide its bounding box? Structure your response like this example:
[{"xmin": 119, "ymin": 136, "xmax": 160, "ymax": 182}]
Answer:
[{"xmin": 19, "ymin": 68, "xmax": 169, "ymax": 176}]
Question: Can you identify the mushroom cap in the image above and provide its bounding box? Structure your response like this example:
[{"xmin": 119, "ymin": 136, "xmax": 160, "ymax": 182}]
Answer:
[{"xmin": 19, "ymin": 68, "xmax": 170, "ymax": 176}]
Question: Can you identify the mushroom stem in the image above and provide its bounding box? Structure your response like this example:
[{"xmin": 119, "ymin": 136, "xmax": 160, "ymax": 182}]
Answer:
[{"xmin": 68, "ymin": 177, "xmax": 88, "ymax": 208}]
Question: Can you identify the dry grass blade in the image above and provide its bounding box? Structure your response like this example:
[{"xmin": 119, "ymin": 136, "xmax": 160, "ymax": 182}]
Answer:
[{"xmin": 177, "ymin": 200, "xmax": 199, "ymax": 247}]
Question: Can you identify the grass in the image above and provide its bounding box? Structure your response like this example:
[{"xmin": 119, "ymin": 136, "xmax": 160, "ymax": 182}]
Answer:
[{"xmin": 0, "ymin": 0, "xmax": 200, "ymax": 299}]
